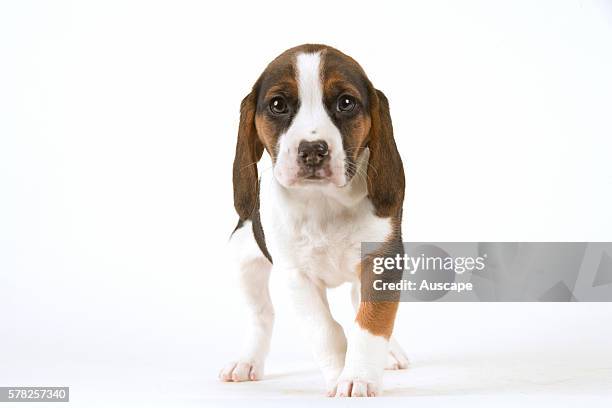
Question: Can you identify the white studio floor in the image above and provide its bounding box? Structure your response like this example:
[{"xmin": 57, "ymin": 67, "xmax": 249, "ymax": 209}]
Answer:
[
  {"xmin": 11, "ymin": 344, "xmax": 611, "ymax": 407},
  {"xmin": 4, "ymin": 297, "xmax": 612, "ymax": 408}
]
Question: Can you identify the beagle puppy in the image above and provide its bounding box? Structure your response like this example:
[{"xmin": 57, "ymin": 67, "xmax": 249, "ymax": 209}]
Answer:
[{"xmin": 220, "ymin": 44, "xmax": 407, "ymax": 397}]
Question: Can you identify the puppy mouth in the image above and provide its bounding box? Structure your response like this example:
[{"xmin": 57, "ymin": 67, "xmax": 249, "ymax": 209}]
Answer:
[
  {"xmin": 302, "ymin": 176, "xmax": 330, "ymax": 185},
  {"xmin": 273, "ymin": 160, "xmax": 346, "ymax": 188},
  {"xmin": 298, "ymin": 167, "xmax": 333, "ymax": 182}
]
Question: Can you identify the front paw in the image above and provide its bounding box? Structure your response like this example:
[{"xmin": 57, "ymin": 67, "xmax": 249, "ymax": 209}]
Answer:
[
  {"xmin": 219, "ymin": 360, "xmax": 263, "ymax": 382},
  {"xmin": 330, "ymin": 377, "xmax": 380, "ymax": 397},
  {"xmin": 329, "ymin": 367, "xmax": 382, "ymax": 397}
]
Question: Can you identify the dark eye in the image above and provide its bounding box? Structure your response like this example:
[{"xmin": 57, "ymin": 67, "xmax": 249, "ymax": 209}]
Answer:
[
  {"xmin": 269, "ymin": 96, "xmax": 288, "ymax": 114},
  {"xmin": 337, "ymin": 94, "xmax": 356, "ymax": 112}
]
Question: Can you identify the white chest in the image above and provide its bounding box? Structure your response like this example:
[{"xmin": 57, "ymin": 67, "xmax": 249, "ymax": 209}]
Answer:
[{"xmin": 259, "ymin": 173, "xmax": 392, "ymax": 288}]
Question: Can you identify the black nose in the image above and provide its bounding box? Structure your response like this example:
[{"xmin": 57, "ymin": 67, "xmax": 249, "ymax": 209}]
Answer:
[{"xmin": 298, "ymin": 140, "xmax": 329, "ymax": 168}]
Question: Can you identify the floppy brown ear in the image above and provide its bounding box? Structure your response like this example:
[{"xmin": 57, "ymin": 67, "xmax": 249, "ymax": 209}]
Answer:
[
  {"xmin": 233, "ymin": 91, "xmax": 264, "ymax": 220},
  {"xmin": 366, "ymin": 89, "xmax": 405, "ymax": 218}
]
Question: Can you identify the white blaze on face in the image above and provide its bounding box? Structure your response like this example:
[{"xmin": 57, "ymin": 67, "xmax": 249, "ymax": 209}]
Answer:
[{"xmin": 273, "ymin": 52, "xmax": 347, "ymax": 188}]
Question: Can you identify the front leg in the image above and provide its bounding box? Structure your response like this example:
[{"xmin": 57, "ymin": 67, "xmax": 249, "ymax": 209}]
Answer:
[
  {"xmin": 333, "ymin": 301, "xmax": 398, "ymax": 397},
  {"xmin": 219, "ymin": 223, "xmax": 274, "ymax": 382},
  {"xmin": 286, "ymin": 270, "xmax": 347, "ymax": 392},
  {"xmin": 336, "ymin": 250, "xmax": 401, "ymax": 397}
]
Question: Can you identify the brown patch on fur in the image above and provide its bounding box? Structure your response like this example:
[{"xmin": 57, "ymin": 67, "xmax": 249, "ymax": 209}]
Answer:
[
  {"xmin": 355, "ymin": 300, "xmax": 399, "ymax": 339},
  {"xmin": 255, "ymin": 112, "xmax": 282, "ymax": 160},
  {"xmin": 355, "ymin": 230, "xmax": 403, "ymax": 339},
  {"xmin": 347, "ymin": 115, "xmax": 371, "ymax": 163},
  {"xmin": 262, "ymin": 82, "xmax": 299, "ymax": 101},
  {"xmin": 322, "ymin": 76, "xmax": 362, "ymax": 101}
]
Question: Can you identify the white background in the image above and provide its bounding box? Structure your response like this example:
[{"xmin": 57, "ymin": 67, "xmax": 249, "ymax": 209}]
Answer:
[{"xmin": 1, "ymin": 0, "xmax": 612, "ymax": 407}]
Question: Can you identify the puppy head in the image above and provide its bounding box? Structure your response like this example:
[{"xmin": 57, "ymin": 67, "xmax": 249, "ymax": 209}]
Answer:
[
  {"xmin": 233, "ymin": 44, "xmax": 404, "ymax": 218},
  {"xmin": 255, "ymin": 45, "xmax": 372, "ymax": 188}
]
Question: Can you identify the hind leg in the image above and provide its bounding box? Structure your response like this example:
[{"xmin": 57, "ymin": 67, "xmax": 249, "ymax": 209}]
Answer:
[
  {"xmin": 219, "ymin": 221, "xmax": 274, "ymax": 382},
  {"xmin": 386, "ymin": 337, "xmax": 410, "ymax": 370},
  {"xmin": 350, "ymin": 282, "xmax": 409, "ymax": 371}
]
